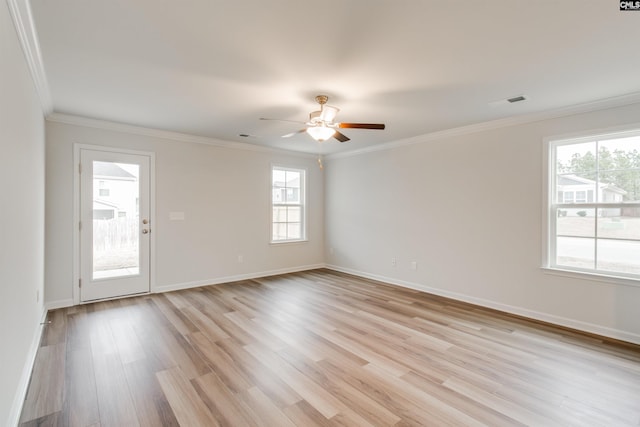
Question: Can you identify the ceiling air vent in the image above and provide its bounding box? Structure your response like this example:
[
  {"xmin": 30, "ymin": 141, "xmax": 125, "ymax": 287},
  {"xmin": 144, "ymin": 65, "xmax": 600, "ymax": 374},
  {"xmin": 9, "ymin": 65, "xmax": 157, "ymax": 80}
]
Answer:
[{"xmin": 507, "ymin": 95, "xmax": 526, "ymax": 103}]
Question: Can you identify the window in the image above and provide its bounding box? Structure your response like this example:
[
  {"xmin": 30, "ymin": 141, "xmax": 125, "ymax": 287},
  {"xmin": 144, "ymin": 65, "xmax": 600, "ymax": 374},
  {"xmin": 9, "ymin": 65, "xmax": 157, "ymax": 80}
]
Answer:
[
  {"xmin": 271, "ymin": 166, "xmax": 306, "ymax": 243},
  {"xmin": 98, "ymin": 180, "xmax": 109, "ymax": 196},
  {"xmin": 548, "ymin": 131, "xmax": 640, "ymax": 279}
]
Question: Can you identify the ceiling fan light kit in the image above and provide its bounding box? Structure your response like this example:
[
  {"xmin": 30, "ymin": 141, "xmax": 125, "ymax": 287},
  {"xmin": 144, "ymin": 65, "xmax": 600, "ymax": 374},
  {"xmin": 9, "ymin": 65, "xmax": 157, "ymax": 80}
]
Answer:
[{"xmin": 306, "ymin": 124, "xmax": 336, "ymax": 142}]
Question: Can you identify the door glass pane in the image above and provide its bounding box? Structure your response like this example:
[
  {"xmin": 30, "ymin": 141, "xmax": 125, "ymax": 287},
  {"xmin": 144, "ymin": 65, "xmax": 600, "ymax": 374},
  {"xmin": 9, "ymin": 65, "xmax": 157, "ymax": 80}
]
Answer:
[{"xmin": 93, "ymin": 161, "xmax": 140, "ymax": 279}]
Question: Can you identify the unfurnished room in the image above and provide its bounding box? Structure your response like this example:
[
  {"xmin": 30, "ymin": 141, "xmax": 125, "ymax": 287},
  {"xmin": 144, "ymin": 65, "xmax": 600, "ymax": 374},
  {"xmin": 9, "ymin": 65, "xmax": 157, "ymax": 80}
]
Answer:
[{"xmin": 2, "ymin": 1, "xmax": 640, "ymax": 426}]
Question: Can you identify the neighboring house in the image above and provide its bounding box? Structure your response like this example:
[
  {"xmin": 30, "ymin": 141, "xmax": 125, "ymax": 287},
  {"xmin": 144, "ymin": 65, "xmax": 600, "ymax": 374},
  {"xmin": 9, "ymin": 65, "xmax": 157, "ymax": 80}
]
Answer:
[
  {"xmin": 93, "ymin": 199, "xmax": 120, "ymax": 220},
  {"xmin": 557, "ymin": 174, "xmax": 626, "ymax": 217},
  {"xmin": 272, "ymin": 175, "xmax": 300, "ymax": 203},
  {"xmin": 92, "ymin": 162, "xmax": 138, "ymax": 220}
]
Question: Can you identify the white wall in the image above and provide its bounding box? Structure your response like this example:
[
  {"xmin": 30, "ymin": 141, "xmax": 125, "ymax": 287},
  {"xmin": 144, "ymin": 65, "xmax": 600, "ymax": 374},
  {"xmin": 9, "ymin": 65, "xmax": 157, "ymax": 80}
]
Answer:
[
  {"xmin": 325, "ymin": 103, "xmax": 640, "ymax": 344},
  {"xmin": 45, "ymin": 120, "xmax": 325, "ymax": 305},
  {"xmin": 1, "ymin": 1, "xmax": 46, "ymax": 424}
]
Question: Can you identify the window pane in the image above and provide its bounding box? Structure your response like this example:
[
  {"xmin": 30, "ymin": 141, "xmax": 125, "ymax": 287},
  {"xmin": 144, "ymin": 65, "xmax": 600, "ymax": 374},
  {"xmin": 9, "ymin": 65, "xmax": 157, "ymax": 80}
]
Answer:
[
  {"xmin": 286, "ymin": 188, "xmax": 300, "ymax": 203},
  {"xmin": 556, "ymin": 142, "xmax": 596, "ymax": 175},
  {"xmin": 598, "ymin": 171, "xmax": 626, "ymax": 203},
  {"xmin": 556, "ymin": 208, "xmax": 595, "ymax": 238},
  {"xmin": 273, "ymin": 206, "xmax": 287, "ymax": 222},
  {"xmin": 287, "ymin": 223, "xmax": 301, "ymax": 239},
  {"xmin": 272, "ymin": 169, "xmax": 286, "ymax": 187},
  {"xmin": 564, "ymin": 191, "xmax": 574, "ymax": 203},
  {"xmin": 272, "ymin": 223, "xmax": 287, "ymax": 241},
  {"xmin": 556, "ymin": 173, "xmax": 596, "ymax": 204},
  {"xmin": 287, "ymin": 206, "xmax": 301, "ymax": 222},
  {"xmin": 596, "ymin": 239, "xmax": 640, "ymax": 275},
  {"xmin": 597, "ymin": 209, "xmax": 640, "ymax": 240},
  {"xmin": 598, "ymin": 135, "xmax": 640, "ymax": 202},
  {"xmin": 599, "ymin": 169, "xmax": 640, "ymax": 202},
  {"xmin": 556, "ymin": 237, "xmax": 595, "ymax": 270},
  {"xmin": 599, "ymin": 135, "xmax": 640, "ymax": 170},
  {"xmin": 285, "ymin": 170, "xmax": 300, "ymax": 189},
  {"xmin": 272, "ymin": 189, "xmax": 280, "ymax": 203}
]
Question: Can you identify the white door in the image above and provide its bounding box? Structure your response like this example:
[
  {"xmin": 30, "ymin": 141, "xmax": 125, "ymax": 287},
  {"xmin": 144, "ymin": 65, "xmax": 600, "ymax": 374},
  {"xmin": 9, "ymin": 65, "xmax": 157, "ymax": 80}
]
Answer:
[{"xmin": 79, "ymin": 148, "xmax": 151, "ymax": 302}]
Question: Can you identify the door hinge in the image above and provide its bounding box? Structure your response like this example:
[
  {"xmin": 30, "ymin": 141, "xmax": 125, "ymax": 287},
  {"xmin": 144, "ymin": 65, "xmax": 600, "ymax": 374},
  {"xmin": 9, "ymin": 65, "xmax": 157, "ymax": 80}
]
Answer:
[
  {"xmin": 79, "ymin": 163, "xmax": 82, "ymax": 174},
  {"xmin": 79, "ymin": 279, "xmax": 82, "ymax": 288}
]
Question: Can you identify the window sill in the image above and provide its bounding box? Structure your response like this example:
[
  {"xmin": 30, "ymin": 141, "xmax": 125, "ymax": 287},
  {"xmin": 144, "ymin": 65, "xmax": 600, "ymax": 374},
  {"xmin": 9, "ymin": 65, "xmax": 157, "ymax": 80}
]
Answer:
[
  {"xmin": 541, "ymin": 266, "xmax": 640, "ymax": 288},
  {"xmin": 270, "ymin": 239, "xmax": 309, "ymax": 246}
]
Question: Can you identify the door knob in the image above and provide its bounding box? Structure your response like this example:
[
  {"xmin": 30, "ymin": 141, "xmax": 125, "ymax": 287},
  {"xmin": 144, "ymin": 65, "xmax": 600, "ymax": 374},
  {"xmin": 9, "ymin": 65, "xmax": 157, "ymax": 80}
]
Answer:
[
  {"xmin": 142, "ymin": 219, "xmax": 149, "ymax": 224},
  {"xmin": 142, "ymin": 229, "xmax": 150, "ymax": 234}
]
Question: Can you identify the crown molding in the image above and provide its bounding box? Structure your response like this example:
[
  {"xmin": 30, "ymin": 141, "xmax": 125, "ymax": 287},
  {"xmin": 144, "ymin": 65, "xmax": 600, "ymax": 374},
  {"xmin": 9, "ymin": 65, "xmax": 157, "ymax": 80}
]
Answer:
[
  {"xmin": 46, "ymin": 90, "xmax": 640, "ymax": 161},
  {"xmin": 46, "ymin": 112, "xmax": 317, "ymax": 158},
  {"xmin": 7, "ymin": 0, "xmax": 52, "ymax": 115},
  {"xmin": 327, "ymin": 91, "xmax": 640, "ymax": 160}
]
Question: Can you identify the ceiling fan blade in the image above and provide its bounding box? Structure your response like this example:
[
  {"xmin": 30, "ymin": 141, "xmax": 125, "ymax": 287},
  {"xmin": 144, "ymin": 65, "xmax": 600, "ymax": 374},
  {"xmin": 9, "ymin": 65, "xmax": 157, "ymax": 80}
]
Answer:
[
  {"xmin": 333, "ymin": 130, "xmax": 350, "ymax": 143},
  {"xmin": 282, "ymin": 129, "xmax": 307, "ymax": 138},
  {"xmin": 338, "ymin": 123, "xmax": 386, "ymax": 130}
]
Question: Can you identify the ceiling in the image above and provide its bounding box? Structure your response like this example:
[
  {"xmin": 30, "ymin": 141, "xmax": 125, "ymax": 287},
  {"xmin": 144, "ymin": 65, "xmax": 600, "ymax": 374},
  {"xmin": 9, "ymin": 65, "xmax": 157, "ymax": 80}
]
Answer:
[{"xmin": 28, "ymin": 0, "xmax": 640, "ymax": 155}]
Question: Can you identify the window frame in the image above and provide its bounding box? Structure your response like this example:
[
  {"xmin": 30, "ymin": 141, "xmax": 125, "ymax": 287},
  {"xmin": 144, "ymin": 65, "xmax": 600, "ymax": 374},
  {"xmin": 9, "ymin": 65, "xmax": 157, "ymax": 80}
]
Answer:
[
  {"xmin": 270, "ymin": 165, "xmax": 307, "ymax": 244},
  {"xmin": 544, "ymin": 127, "xmax": 640, "ymax": 285}
]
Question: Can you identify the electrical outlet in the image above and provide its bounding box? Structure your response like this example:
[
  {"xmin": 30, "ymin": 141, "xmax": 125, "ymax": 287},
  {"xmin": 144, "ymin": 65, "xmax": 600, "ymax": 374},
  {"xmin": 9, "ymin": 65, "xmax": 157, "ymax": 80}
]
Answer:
[
  {"xmin": 410, "ymin": 261, "xmax": 417, "ymax": 271},
  {"xmin": 238, "ymin": 255, "xmax": 244, "ymax": 263},
  {"xmin": 391, "ymin": 257, "xmax": 397, "ymax": 267}
]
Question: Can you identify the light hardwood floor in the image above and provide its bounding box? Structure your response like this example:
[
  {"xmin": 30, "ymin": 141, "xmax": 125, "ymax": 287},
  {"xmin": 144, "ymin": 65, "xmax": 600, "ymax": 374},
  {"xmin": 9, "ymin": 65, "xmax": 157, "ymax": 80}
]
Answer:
[{"xmin": 19, "ymin": 269, "xmax": 640, "ymax": 426}]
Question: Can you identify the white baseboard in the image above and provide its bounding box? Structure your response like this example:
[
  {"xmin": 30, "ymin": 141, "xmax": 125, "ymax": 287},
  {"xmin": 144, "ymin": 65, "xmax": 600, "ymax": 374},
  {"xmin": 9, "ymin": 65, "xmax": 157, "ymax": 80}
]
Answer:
[
  {"xmin": 154, "ymin": 264, "xmax": 326, "ymax": 293},
  {"xmin": 42, "ymin": 266, "xmax": 327, "ymax": 309},
  {"xmin": 8, "ymin": 306, "xmax": 48, "ymax": 427},
  {"xmin": 326, "ymin": 264, "xmax": 640, "ymax": 346},
  {"xmin": 45, "ymin": 299, "xmax": 74, "ymax": 311}
]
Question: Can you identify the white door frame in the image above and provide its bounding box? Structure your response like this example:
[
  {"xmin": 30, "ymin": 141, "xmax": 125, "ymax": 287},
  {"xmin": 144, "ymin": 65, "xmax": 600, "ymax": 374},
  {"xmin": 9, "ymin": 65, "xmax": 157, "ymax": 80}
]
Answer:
[{"xmin": 73, "ymin": 144, "xmax": 156, "ymax": 305}]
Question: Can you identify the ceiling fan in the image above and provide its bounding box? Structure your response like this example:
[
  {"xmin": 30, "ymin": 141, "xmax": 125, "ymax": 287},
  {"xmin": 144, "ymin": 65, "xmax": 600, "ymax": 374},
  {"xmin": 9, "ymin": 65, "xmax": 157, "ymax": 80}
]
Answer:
[{"xmin": 261, "ymin": 95, "xmax": 385, "ymax": 143}]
